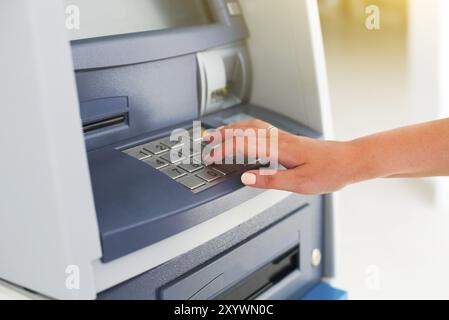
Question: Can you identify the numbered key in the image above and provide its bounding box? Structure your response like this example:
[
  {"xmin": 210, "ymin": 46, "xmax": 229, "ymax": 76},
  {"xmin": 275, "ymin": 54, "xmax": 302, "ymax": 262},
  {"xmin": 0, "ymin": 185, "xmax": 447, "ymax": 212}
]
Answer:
[
  {"xmin": 161, "ymin": 166, "xmax": 188, "ymax": 180},
  {"xmin": 123, "ymin": 146, "xmax": 152, "ymax": 160},
  {"xmin": 143, "ymin": 157, "xmax": 169, "ymax": 170},
  {"xmin": 161, "ymin": 148, "xmax": 188, "ymax": 164},
  {"xmin": 196, "ymin": 168, "xmax": 223, "ymax": 182},
  {"xmin": 178, "ymin": 163, "xmax": 204, "ymax": 173},
  {"xmin": 142, "ymin": 142, "xmax": 169, "ymax": 155},
  {"xmin": 177, "ymin": 176, "xmax": 206, "ymax": 190},
  {"xmin": 160, "ymin": 136, "xmax": 187, "ymax": 149}
]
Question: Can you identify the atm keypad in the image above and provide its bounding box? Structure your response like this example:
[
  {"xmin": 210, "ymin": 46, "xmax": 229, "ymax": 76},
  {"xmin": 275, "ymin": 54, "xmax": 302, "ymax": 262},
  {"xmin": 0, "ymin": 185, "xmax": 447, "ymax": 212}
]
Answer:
[{"xmin": 122, "ymin": 128, "xmax": 263, "ymax": 193}]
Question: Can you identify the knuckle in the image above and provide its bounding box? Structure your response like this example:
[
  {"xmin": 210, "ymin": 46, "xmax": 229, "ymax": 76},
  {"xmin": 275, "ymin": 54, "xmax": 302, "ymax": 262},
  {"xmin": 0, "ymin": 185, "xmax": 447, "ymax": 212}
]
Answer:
[
  {"xmin": 258, "ymin": 174, "xmax": 274, "ymax": 187},
  {"xmin": 249, "ymin": 119, "xmax": 260, "ymax": 126},
  {"xmin": 252, "ymin": 119, "xmax": 267, "ymax": 127}
]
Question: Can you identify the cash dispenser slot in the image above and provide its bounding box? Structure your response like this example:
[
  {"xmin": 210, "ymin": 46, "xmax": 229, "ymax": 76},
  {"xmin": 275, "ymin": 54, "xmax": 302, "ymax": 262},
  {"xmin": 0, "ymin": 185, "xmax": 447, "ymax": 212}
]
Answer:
[{"xmin": 215, "ymin": 246, "xmax": 300, "ymax": 300}]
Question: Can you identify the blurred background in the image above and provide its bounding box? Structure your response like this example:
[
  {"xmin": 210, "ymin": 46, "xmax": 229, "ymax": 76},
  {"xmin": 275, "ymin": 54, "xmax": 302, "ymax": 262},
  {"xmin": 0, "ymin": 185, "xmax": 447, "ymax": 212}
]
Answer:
[{"xmin": 318, "ymin": 0, "xmax": 449, "ymax": 299}]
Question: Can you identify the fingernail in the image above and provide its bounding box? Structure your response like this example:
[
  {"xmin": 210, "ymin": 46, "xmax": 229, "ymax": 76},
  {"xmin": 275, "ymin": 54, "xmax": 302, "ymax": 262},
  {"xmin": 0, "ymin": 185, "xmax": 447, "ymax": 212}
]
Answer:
[{"xmin": 241, "ymin": 172, "xmax": 257, "ymax": 185}]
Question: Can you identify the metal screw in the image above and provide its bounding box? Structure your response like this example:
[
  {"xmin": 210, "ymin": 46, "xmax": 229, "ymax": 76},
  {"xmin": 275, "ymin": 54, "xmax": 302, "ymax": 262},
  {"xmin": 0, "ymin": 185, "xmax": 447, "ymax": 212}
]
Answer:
[{"xmin": 311, "ymin": 248, "xmax": 322, "ymax": 267}]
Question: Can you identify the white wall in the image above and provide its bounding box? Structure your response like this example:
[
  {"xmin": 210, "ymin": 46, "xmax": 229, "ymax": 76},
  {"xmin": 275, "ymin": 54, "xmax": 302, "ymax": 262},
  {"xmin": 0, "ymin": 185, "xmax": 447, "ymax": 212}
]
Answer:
[
  {"xmin": 322, "ymin": 0, "xmax": 449, "ymax": 299},
  {"xmin": 408, "ymin": 0, "xmax": 449, "ymax": 209}
]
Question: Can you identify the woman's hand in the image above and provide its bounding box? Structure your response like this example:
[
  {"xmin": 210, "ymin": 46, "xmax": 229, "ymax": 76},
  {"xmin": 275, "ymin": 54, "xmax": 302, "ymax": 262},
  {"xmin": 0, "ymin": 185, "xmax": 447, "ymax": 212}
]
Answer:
[
  {"xmin": 210, "ymin": 117, "xmax": 449, "ymax": 195},
  {"xmin": 211, "ymin": 119, "xmax": 358, "ymax": 195}
]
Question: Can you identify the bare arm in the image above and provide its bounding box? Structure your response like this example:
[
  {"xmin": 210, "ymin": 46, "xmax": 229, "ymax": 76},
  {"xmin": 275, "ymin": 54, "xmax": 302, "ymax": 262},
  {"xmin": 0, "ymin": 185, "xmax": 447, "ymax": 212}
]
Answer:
[
  {"xmin": 214, "ymin": 118, "xmax": 449, "ymax": 195},
  {"xmin": 350, "ymin": 119, "xmax": 449, "ymax": 180}
]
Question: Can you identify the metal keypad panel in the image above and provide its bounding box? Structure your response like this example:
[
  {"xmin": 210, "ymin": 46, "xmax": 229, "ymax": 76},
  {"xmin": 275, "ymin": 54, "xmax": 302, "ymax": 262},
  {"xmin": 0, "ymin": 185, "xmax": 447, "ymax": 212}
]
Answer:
[{"xmin": 121, "ymin": 128, "xmax": 262, "ymax": 193}]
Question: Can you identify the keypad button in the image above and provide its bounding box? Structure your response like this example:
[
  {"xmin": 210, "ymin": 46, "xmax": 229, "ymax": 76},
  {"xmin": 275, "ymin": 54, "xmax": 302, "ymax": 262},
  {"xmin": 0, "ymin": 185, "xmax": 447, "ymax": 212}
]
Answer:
[
  {"xmin": 161, "ymin": 166, "xmax": 188, "ymax": 180},
  {"xmin": 123, "ymin": 146, "xmax": 152, "ymax": 160},
  {"xmin": 196, "ymin": 168, "xmax": 223, "ymax": 182},
  {"xmin": 142, "ymin": 142, "xmax": 169, "ymax": 155},
  {"xmin": 178, "ymin": 163, "xmax": 204, "ymax": 173},
  {"xmin": 160, "ymin": 136, "xmax": 186, "ymax": 149},
  {"xmin": 177, "ymin": 176, "xmax": 206, "ymax": 190},
  {"xmin": 143, "ymin": 157, "xmax": 169, "ymax": 170},
  {"xmin": 189, "ymin": 142, "xmax": 203, "ymax": 157},
  {"xmin": 161, "ymin": 148, "xmax": 188, "ymax": 164}
]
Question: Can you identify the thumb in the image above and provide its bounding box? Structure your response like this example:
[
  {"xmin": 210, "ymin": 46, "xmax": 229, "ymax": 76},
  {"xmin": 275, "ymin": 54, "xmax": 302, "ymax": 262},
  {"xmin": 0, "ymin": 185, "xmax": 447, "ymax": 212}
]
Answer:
[{"xmin": 240, "ymin": 169, "xmax": 296, "ymax": 191}]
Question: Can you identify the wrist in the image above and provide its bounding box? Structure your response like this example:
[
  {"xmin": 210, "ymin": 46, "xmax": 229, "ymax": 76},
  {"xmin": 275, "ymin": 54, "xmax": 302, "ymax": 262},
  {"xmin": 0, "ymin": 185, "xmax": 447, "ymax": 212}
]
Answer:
[{"xmin": 345, "ymin": 138, "xmax": 384, "ymax": 184}]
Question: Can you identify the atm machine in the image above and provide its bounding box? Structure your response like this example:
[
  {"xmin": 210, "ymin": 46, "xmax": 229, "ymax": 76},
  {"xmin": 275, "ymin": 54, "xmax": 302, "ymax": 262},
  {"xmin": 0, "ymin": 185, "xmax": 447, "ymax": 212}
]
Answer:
[{"xmin": 0, "ymin": 0, "xmax": 345, "ymax": 300}]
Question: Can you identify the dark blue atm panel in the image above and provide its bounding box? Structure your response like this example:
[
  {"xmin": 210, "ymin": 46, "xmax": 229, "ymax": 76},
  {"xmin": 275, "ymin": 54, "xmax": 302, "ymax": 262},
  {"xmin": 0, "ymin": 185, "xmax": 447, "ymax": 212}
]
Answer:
[
  {"xmin": 87, "ymin": 105, "xmax": 321, "ymax": 262},
  {"xmin": 98, "ymin": 193, "xmax": 324, "ymax": 300}
]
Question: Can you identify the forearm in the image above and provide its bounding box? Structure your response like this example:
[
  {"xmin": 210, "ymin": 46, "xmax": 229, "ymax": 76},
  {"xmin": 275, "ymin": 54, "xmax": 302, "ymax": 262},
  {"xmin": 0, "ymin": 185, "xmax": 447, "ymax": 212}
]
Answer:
[{"xmin": 348, "ymin": 118, "xmax": 449, "ymax": 183}]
